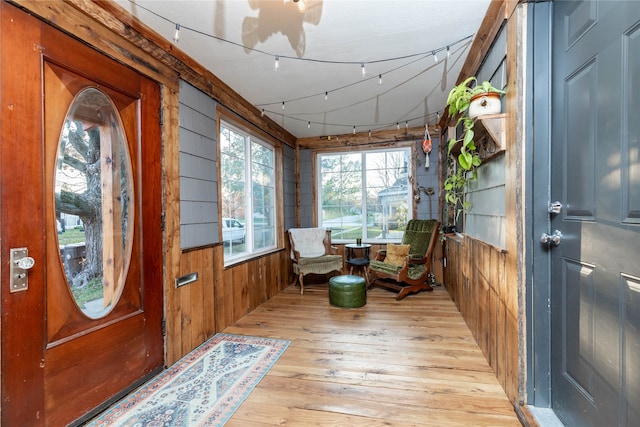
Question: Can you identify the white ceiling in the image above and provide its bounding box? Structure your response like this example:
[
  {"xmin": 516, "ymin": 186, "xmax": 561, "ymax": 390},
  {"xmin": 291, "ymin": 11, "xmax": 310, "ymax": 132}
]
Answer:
[{"xmin": 115, "ymin": 0, "xmax": 491, "ymax": 139}]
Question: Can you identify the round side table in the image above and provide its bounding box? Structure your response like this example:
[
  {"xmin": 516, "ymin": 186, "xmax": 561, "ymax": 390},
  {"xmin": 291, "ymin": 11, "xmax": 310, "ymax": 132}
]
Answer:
[{"xmin": 345, "ymin": 243, "xmax": 371, "ymax": 284}]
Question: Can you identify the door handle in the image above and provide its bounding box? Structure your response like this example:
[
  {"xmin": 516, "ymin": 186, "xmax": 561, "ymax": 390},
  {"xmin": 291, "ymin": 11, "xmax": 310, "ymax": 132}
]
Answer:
[
  {"xmin": 10, "ymin": 247, "xmax": 35, "ymax": 293},
  {"xmin": 540, "ymin": 230, "xmax": 562, "ymax": 246}
]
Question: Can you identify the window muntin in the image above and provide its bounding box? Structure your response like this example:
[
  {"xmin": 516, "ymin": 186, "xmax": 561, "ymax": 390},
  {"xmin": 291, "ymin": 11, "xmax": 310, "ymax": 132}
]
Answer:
[
  {"xmin": 318, "ymin": 148, "xmax": 412, "ymax": 243},
  {"xmin": 220, "ymin": 122, "xmax": 276, "ymax": 263}
]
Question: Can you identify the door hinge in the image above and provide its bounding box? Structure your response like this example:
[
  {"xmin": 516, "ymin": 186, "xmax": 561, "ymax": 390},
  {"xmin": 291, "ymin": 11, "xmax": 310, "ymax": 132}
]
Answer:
[
  {"xmin": 160, "ymin": 212, "xmax": 166, "ymax": 231},
  {"xmin": 161, "ymin": 319, "xmax": 167, "ymax": 336},
  {"xmin": 159, "ymin": 105, "xmax": 164, "ymax": 126}
]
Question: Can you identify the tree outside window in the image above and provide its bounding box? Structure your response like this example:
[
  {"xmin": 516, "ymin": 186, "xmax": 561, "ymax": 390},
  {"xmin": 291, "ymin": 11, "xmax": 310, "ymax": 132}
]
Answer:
[
  {"xmin": 318, "ymin": 148, "xmax": 412, "ymax": 242},
  {"xmin": 220, "ymin": 123, "xmax": 276, "ymax": 262}
]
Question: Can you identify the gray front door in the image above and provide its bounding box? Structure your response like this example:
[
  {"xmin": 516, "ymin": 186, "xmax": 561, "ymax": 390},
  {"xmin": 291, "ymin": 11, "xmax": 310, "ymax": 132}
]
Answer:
[{"xmin": 550, "ymin": 1, "xmax": 640, "ymax": 425}]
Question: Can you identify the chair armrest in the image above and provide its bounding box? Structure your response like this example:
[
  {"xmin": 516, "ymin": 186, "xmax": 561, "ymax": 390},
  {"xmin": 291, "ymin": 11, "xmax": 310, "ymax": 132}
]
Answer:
[
  {"xmin": 375, "ymin": 249, "xmax": 387, "ymax": 262},
  {"xmin": 329, "ymin": 245, "xmax": 339, "ymax": 255}
]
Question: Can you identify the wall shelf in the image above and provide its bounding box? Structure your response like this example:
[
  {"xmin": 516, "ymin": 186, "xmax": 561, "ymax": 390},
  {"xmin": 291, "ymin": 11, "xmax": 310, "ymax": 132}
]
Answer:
[
  {"xmin": 449, "ymin": 113, "xmax": 506, "ymax": 163},
  {"xmin": 473, "ymin": 113, "xmax": 506, "ymax": 162}
]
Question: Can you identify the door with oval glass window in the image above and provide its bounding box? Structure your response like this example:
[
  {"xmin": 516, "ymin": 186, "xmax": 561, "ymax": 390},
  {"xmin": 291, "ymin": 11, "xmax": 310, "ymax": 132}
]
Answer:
[{"xmin": 0, "ymin": 6, "xmax": 163, "ymax": 426}]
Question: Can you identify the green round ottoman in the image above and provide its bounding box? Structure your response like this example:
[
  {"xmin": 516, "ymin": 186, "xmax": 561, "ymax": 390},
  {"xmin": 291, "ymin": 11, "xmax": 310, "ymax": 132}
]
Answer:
[{"xmin": 329, "ymin": 275, "xmax": 366, "ymax": 308}]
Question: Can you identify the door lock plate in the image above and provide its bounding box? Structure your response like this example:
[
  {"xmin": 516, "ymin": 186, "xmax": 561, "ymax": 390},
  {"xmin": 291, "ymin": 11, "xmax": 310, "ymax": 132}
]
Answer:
[{"xmin": 10, "ymin": 247, "xmax": 33, "ymax": 293}]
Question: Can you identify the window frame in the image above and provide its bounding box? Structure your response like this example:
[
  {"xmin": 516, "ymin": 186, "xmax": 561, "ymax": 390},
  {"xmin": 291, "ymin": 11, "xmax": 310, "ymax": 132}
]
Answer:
[
  {"xmin": 219, "ymin": 116, "xmax": 282, "ymax": 266},
  {"xmin": 315, "ymin": 145, "xmax": 414, "ymax": 244}
]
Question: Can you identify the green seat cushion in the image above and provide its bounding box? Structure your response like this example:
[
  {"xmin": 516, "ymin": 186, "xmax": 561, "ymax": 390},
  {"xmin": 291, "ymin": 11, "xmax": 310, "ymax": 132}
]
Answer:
[
  {"xmin": 329, "ymin": 274, "xmax": 366, "ymax": 290},
  {"xmin": 329, "ymin": 275, "xmax": 366, "ymax": 308}
]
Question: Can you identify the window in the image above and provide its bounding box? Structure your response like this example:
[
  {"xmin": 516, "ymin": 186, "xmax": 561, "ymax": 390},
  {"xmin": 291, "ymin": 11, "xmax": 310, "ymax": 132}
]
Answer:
[
  {"xmin": 317, "ymin": 148, "xmax": 412, "ymax": 243},
  {"xmin": 220, "ymin": 122, "xmax": 276, "ymax": 263}
]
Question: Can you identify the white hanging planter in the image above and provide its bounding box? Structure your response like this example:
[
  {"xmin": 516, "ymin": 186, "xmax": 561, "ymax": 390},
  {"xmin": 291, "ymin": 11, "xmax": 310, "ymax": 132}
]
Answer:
[{"xmin": 468, "ymin": 92, "xmax": 502, "ymax": 118}]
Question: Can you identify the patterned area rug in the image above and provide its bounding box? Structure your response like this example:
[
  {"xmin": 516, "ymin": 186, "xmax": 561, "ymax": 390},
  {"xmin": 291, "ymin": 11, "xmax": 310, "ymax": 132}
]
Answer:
[{"xmin": 87, "ymin": 333, "xmax": 290, "ymax": 426}]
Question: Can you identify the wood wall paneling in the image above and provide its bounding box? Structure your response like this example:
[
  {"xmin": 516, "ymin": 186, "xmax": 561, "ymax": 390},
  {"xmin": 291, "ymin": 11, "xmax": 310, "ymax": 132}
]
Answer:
[{"xmin": 443, "ymin": 234, "xmax": 514, "ymax": 402}]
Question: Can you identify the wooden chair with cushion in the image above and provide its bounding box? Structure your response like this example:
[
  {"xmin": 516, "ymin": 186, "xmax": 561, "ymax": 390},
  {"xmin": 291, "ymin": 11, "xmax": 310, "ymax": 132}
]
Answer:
[
  {"xmin": 288, "ymin": 228, "xmax": 343, "ymax": 295},
  {"xmin": 368, "ymin": 219, "xmax": 440, "ymax": 300}
]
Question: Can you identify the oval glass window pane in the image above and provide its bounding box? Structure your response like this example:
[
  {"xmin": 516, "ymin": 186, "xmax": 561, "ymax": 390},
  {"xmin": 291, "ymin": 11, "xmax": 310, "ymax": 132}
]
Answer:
[{"xmin": 54, "ymin": 88, "xmax": 134, "ymax": 319}]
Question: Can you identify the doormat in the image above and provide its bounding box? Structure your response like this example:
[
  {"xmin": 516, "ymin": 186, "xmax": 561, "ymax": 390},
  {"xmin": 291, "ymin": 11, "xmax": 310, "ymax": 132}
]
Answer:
[{"xmin": 86, "ymin": 333, "xmax": 290, "ymax": 426}]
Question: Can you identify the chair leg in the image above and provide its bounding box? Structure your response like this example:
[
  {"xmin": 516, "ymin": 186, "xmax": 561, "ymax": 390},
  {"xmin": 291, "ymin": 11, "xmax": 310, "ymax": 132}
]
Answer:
[
  {"xmin": 396, "ymin": 282, "xmax": 433, "ymax": 300},
  {"xmin": 299, "ymin": 273, "xmax": 304, "ymax": 295}
]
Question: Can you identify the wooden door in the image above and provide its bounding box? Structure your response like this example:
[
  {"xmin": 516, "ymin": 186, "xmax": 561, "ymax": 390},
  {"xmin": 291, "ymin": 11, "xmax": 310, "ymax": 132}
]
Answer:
[
  {"xmin": 550, "ymin": 1, "xmax": 640, "ymax": 425},
  {"xmin": 0, "ymin": 4, "xmax": 164, "ymax": 426}
]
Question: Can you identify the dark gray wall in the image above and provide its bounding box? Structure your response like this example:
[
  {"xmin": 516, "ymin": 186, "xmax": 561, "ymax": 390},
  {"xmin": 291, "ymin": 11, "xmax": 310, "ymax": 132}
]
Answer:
[
  {"xmin": 283, "ymin": 144, "xmax": 297, "ymax": 231},
  {"xmin": 298, "ymin": 149, "xmax": 314, "ymax": 228},
  {"xmin": 465, "ymin": 25, "xmax": 508, "ymax": 248},
  {"xmin": 178, "ymin": 80, "xmax": 219, "ymax": 249},
  {"xmin": 415, "ymin": 136, "xmax": 441, "ymax": 220}
]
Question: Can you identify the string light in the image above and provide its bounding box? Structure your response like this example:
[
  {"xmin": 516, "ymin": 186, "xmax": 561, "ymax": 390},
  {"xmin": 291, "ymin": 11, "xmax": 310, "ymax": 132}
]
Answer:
[
  {"xmin": 405, "ymin": 121, "xmax": 408, "ymax": 130},
  {"xmin": 126, "ymin": 2, "xmax": 472, "ymax": 135},
  {"xmin": 325, "ymin": 91, "xmax": 328, "ymax": 101},
  {"xmin": 258, "ymin": 108, "xmax": 441, "ymax": 135},
  {"xmin": 128, "ymin": 1, "xmax": 473, "ymax": 67},
  {"xmin": 173, "ymin": 23, "xmax": 180, "ymax": 43},
  {"xmin": 274, "ymin": 55, "xmax": 279, "ymax": 71},
  {"xmin": 261, "ymin": 109, "xmax": 265, "ymax": 117},
  {"xmin": 307, "ymin": 121, "xmax": 311, "ymax": 129}
]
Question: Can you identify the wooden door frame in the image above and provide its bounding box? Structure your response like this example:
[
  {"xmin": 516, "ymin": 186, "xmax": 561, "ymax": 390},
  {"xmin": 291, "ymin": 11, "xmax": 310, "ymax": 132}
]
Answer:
[{"xmin": 525, "ymin": 1, "xmax": 554, "ymax": 410}]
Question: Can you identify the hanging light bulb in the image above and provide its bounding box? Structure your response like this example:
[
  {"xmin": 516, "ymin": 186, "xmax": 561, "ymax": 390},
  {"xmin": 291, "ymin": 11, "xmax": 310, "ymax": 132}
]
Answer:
[
  {"xmin": 405, "ymin": 121, "xmax": 408, "ymax": 130},
  {"xmin": 396, "ymin": 122, "xmax": 400, "ymax": 130},
  {"xmin": 261, "ymin": 109, "xmax": 265, "ymax": 117},
  {"xmin": 274, "ymin": 55, "xmax": 280, "ymax": 71},
  {"xmin": 307, "ymin": 121, "xmax": 311, "ymax": 129},
  {"xmin": 379, "ymin": 74, "xmax": 383, "ymax": 85},
  {"xmin": 446, "ymin": 46, "xmax": 451, "ymax": 59},
  {"xmin": 353, "ymin": 126, "xmax": 356, "ymax": 135},
  {"xmin": 437, "ymin": 111, "xmax": 441, "ymax": 122},
  {"xmin": 361, "ymin": 62, "xmax": 366, "ymax": 78},
  {"xmin": 368, "ymin": 130, "xmax": 371, "ymax": 138},
  {"xmin": 432, "ymin": 51, "xmax": 438, "ymax": 64},
  {"xmin": 173, "ymin": 23, "xmax": 181, "ymax": 43},
  {"xmin": 281, "ymin": 101, "xmax": 285, "ymax": 110},
  {"xmin": 325, "ymin": 91, "xmax": 328, "ymax": 101}
]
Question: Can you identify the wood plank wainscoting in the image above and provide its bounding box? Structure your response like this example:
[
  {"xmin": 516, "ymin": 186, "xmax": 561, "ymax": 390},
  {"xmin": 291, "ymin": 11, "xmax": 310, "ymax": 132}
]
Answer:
[
  {"xmin": 443, "ymin": 235, "xmax": 519, "ymax": 403},
  {"xmin": 221, "ymin": 284, "xmax": 519, "ymax": 426}
]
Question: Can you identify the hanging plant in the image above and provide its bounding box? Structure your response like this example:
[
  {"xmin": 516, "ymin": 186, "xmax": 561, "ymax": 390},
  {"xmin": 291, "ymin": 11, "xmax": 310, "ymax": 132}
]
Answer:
[
  {"xmin": 443, "ymin": 77, "xmax": 504, "ymax": 223},
  {"xmin": 422, "ymin": 125, "xmax": 432, "ymax": 169}
]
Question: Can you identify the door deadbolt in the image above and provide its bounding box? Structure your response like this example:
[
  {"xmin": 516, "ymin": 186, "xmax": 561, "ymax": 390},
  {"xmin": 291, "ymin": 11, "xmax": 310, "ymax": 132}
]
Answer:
[{"xmin": 548, "ymin": 201, "xmax": 563, "ymax": 214}]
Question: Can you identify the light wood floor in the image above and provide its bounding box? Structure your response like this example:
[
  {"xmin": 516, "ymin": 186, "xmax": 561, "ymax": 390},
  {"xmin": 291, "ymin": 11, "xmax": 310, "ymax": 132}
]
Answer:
[{"xmin": 223, "ymin": 282, "xmax": 521, "ymax": 426}]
